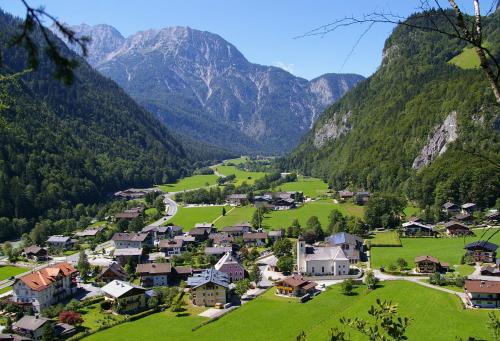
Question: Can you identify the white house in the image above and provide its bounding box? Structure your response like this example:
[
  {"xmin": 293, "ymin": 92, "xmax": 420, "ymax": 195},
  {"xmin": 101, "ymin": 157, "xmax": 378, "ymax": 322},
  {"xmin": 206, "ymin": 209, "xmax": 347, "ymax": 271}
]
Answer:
[
  {"xmin": 111, "ymin": 233, "xmax": 152, "ymax": 249},
  {"xmin": 46, "ymin": 235, "xmax": 74, "ymax": 250},
  {"xmin": 296, "ymin": 237, "xmax": 350, "ymax": 276},
  {"xmin": 12, "ymin": 262, "xmax": 77, "ymax": 312}
]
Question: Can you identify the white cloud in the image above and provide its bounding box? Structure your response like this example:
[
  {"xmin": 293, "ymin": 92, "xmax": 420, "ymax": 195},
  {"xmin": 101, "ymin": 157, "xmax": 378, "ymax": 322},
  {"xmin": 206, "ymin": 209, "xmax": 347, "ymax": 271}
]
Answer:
[{"xmin": 273, "ymin": 61, "xmax": 295, "ymax": 74}]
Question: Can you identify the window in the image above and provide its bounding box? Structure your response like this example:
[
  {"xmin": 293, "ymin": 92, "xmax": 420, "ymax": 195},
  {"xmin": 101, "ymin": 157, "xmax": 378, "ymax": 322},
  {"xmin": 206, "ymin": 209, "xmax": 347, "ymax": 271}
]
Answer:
[
  {"xmin": 312, "ymin": 267, "xmax": 315, "ymax": 273},
  {"xmin": 321, "ymin": 267, "xmax": 324, "ymax": 273}
]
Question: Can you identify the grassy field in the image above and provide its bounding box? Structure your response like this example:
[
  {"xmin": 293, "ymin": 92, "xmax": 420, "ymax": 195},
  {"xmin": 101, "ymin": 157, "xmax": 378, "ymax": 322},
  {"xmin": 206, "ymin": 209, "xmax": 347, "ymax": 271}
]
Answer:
[
  {"xmin": 277, "ymin": 176, "xmax": 329, "ymax": 198},
  {"xmin": 84, "ymin": 281, "xmax": 489, "ymax": 341},
  {"xmin": 214, "ymin": 206, "xmax": 255, "ymax": 229},
  {"xmin": 169, "ymin": 206, "xmax": 227, "ymax": 230},
  {"xmin": 262, "ymin": 200, "xmax": 364, "ymax": 230},
  {"xmin": 213, "ymin": 164, "xmax": 267, "ymax": 186},
  {"xmin": 80, "ymin": 303, "xmax": 125, "ymax": 332},
  {"xmin": 0, "ymin": 266, "xmax": 27, "ymax": 281},
  {"xmin": 366, "ymin": 231, "xmax": 401, "ymax": 247},
  {"xmin": 157, "ymin": 174, "xmax": 218, "ymax": 193},
  {"xmin": 371, "ymin": 228, "xmax": 500, "ymax": 269},
  {"xmin": 403, "ymin": 205, "xmax": 421, "ymax": 217}
]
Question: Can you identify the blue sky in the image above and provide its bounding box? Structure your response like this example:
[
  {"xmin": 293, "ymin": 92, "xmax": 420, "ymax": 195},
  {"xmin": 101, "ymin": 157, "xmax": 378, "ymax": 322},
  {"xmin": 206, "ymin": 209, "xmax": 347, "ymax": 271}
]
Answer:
[{"xmin": 1, "ymin": 0, "xmax": 481, "ymax": 79}]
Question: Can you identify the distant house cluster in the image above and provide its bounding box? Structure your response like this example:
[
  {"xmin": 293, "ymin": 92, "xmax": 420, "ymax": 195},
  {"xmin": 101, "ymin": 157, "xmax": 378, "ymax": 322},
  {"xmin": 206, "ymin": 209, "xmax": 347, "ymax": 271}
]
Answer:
[
  {"xmin": 337, "ymin": 190, "xmax": 370, "ymax": 205},
  {"xmin": 225, "ymin": 191, "xmax": 302, "ymax": 210}
]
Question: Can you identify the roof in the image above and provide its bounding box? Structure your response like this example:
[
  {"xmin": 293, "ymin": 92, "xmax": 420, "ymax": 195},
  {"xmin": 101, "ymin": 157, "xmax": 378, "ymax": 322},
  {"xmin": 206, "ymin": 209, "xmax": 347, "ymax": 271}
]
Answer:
[
  {"xmin": 215, "ymin": 252, "xmax": 242, "ymax": 270},
  {"xmin": 223, "ymin": 226, "xmax": 246, "ymax": 233},
  {"xmin": 453, "ymin": 213, "xmax": 471, "ymax": 220},
  {"xmin": 136, "ymin": 263, "xmax": 172, "ymax": 275},
  {"xmin": 226, "ymin": 194, "xmax": 247, "ymax": 199},
  {"xmin": 465, "ymin": 241, "xmax": 498, "ymax": 252},
  {"xmin": 159, "ymin": 239, "xmax": 183, "ymax": 249},
  {"xmin": 187, "ymin": 268, "xmax": 229, "ymax": 289},
  {"xmin": 462, "ymin": 203, "xmax": 476, "ymax": 209},
  {"xmin": 444, "ymin": 221, "xmax": 469, "ymax": 229},
  {"xmin": 278, "ymin": 275, "xmax": 317, "ymax": 290},
  {"xmin": 415, "ymin": 255, "xmax": 440, "ymax": 263},
  {"xmin": 23, "ymin": 245, "xmax": 46, "ymax": 255},
  {"xmin": 325, "ymin": 232, "xmax": 363, "ymax": 246},
  {"xmin": 402, "ymin": 222, "xmax": 433, "ymax": 230},
  {"xmin": 189, "ymin": 228, "xmax": 208, "ymax": 236},
  {"xmin": 174, "ymin": 235, "xmax": 195, "ymax": 242},
  {"xmin": 114, "ymin": 248, "xmax": 143, "ymax": 256},
  {"xmin": 97, "ymin": 262, "xmax": 128, "ymax": 280},
  {"xmin": 304, "ymin": 245, "xmax": 349, "ymax": 262},
  {"xmin": 209, "ymin": 233, "xmax": 234, "ymax": 244},
  {"xmin": 18, "ymin": 262, "xmax": 76, "ymax": 291},
  {"xmin": 47, "ymin": 235, "xmax": 71, "ymax": 243},
  {"xmin": 465, "ymin": 280, "xmax": 500, "ymax": 294},
  {"xmin": 338, "ymin": 190, "xmax": 354, "ymax": 197},
  {"xmin": 486, "ymin": 211, "xmax": 500, "ymax": 219},
  {"xmin": 75, "ymin": 228, "xmax": 103, "ymax": 237},
  {"xmin": 142, "ymin": 225, "xmax": 169, "ymax": 233},
  {"xmin": 205, "ymin": 246, "xmax": 232, "ymax": 255},
  {"xmin": 101, "ymin": 280, "xmax": 145, "ymax": 298},
  {"xmin": 174, "ymin": 266, "xmax": 193, "ymax": 275},
  {"xmin": 115, "ymin": 212, "xmax": 140, "ymax": 219},
  {"xmin": 243, "ymin": 232, "xmax": 268, "ymax": 240},
  {"xmin": 443, "ymin": 202, "xmax": 459, "ymax": 209},
  {"xmin": 13, "ymin": 315, "xmax": 50, "ymax": 331},
  {"xmin": 112, "ymin": 233, "xmax": 149, "ymax": 242},
  {"xmin": 268, "ymin": 230, "xmax": 283, "ymax": 237}
]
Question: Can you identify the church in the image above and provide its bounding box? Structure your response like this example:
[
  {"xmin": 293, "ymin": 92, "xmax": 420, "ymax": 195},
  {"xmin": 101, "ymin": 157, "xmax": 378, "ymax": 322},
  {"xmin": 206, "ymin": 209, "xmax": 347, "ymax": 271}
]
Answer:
[{"xmin": 296, "ymin": 237, "xmax": 350, "ymax": 276}]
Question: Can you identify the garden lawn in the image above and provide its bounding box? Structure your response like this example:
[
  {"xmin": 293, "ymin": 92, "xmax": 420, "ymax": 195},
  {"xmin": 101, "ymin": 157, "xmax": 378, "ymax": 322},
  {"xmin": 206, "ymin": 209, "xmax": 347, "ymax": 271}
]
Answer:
[
  {"xmin": 277, "ymin": 176, "xmax": 329, "ymax": 198},
  {"xmin": 262, "ymin": 200, "xmax": 364, "ymax": 230},
  {"xmin": 0, "ymin": 266, "xmax": 27, "ymax": 281},
  {"xmin": 157, "ymin": 174, "xmax": 218, "ymax": 193},
  {"xmin": 214, "ymin": 206, "xmax": 255, "ymax": 229},
  {"xmin": 366, "ymin": 231, "xmax": 401, "ymax": 247},
  {"xmin": 371, "ymin": 228, "xmax": 500, "ymax": 269},
  {"xmin": 80, "ymin": 303, "xmax": 125, "ymax": 332},
  {"xmin": 84, "ymin": 281, "xmax": 490, "ymax": 341},
  {"xmin": 0, "ymin": 286, "xmax": 12, "ymax": 294},
  {"xmin": 169, "ymin": 206, "xmax": 227, "ymax": 230},
  {"xmin": 213, "ymin": 164, "xmax": 267, "ymax": 186}
]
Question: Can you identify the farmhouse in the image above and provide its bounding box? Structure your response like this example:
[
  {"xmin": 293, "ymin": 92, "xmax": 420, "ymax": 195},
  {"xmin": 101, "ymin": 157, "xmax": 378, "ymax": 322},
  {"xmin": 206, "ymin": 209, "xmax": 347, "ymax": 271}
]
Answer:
[
  {"xmin": 209, "ymin": 233, "xmax": 234, "ymax": 246},
  {"xmin": 114, "ymin": 188, "xmax": 155, "ymax": 200},
  {"xmin": 485, "ymin": 211, "xmax": 500, "ymax": 222},
  {"xmin": 268, "ymin": 230, "xmax": 284, "ymax": 242},
  {"xmin": 325, "ymin": 232, "xmax": 364, "ymax": 263},
  {"xmin": 273, "ymin": 198, "xmax": 296, "ymax": 210},
  {"xmin": 275, "ymin": 275, "xmax": 317, "ymax": 297},
  {"xmin": 141, "ymin": 225, "xmax": 169, "ymax": 241},
  {"xmin": 12, "ymin": 316, "xmax": 75, "ymax": 340},
  {"xmin": 74, "ymin": 227, "xmax": 104, "ymax": 240},
  {"xmin": 12, "ymin": 262, "xmax": 77, "ymax": 312},
  {"xmin": 114, "ymin": 207, "xmax": 144, "ymax": 221},
  {"xmin": 452, "ymin": 212, "xmax": 473, "ymax": 223},
  {"xmin": 338, "ymin": 190, "xmax": 354, "ymax": 201},
  {"xmin": 214, "ymin": 252, "xmax": 245, "ymax": 282},
  {"xmin": 113, "ymin": 248, "xmax": 143, "ymax": 265},
  {"xmin": 401, "ymin": 222, "xmax": 434, "ymax": 236},
  {"xmin": 414, "ymin": 255, "xmax": 449, "ymax": 273},
  {"xmin": 225, "ymin": 194, "xmax": 248, "ymax": 206},
  {"xmin": 46, "ymin": 235, "xmax": 74, "ymax": 250},
  {"xmin": 464, "ymin": 241, "xmax": 498, "ymax": 262},
  {"xmin": 111, "ymin": 232, "xmax": 152, "ymax": 249},
  {"xmin": 444, "ymin": 221, "xmax": 472, "ymax": 236},
  {"xmin": 194, "ymin": 223, "xmax": 215, "ymax": 232},
  {"xmin": 243, "ymin": 232, "xmax": 268, "ymax": 246},
  {"xmin": 465, "ymin": 280, "xmax": 500, "ymax": 308},
  {"xmin": 136, "ymin": 263, "xmax": 171, "ymax": 287},
  {"xmin": 96, "ymin": 262, "xmax": 128, "ymax": 283},
  {"xmin": 222, "ymin": 225, "xmax": 250, "ymax": 236},
  {"xmin": 188, "ymin": 228, "xmax": 209, "ymax": 242},
  {"xmin": 159, "ymin": 239, "xmax": 184, "ymax": 257},
  {"xmin": 101, "ymin": 280, "xmax": 147, "ymax": 313},
  {"xmin": 205, "ymin": 246, "xmax": 233, "ymax": 256},
  {"xmin": 297, "ymin": 237, "xmax": 350, "ymax": 276},
  {"xmin": 354, "ymin": 191, "xmax": 370, "ymax": 205},
  {"xmin": 22, "ymin": 245, "xmax": 48, "ymax": 261},
  {"xmin": 481, "ymin": 264, "xmax": 500, "ymax": 277},
  {"xmin": 442, "ymin": 202, "xmax": 460, "ymax": 215},
  {"xmin": 461, "ymin": 203, "xmax": 477, "ymax": 214},
  {"xmin": 187, "ymin": 268, "xmax": 229, "ymax": 307}
]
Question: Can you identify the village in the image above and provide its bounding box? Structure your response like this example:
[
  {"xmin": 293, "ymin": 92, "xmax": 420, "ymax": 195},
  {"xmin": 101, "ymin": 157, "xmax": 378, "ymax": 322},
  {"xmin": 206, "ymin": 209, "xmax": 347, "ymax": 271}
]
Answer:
[{"xmin": 0, "ymin": 158, "xmax": 497, "ymax": 340}]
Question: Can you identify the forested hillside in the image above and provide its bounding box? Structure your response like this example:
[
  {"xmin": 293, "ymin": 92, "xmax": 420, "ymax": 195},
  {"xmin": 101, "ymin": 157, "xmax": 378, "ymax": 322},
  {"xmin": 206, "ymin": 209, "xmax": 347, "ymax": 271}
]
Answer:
[
  {"xmin": 282, "ymin": 10, "xmax": 500, "ymax": 210},
  {"xmin": 0, "ymin": 10, "xmax": 193, "ymax": 240}
]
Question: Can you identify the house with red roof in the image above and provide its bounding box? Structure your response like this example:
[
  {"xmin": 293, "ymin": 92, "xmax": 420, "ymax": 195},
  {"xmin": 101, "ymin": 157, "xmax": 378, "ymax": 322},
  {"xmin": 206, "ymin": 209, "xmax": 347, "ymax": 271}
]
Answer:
[
  {"xmin": 465, "ymin": 280, "xmax": 500, "ymax": 308},
  {"xmin": 12, "ymin": 262, "xmax": 77, "ymax": 312},
  {"xmin": 275, "ymin": 275, "xmax": 317, "ymax": 297}
]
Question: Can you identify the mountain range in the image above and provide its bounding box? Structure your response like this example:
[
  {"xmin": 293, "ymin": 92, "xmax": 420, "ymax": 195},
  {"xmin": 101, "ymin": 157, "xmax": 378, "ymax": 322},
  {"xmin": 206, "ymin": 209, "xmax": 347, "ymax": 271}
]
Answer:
[{"xmin": 59, "ymin": 24, "xmax": 364, "ymax": 154}]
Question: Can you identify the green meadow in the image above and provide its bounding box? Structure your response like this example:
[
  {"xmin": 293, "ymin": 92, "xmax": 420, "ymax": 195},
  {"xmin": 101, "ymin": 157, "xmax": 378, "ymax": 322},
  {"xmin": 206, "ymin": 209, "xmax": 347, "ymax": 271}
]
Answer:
[
  {"xmin": 0, "ymin": 266, "xmax": 28, "ymax": 281},
  {"xmin": 83, "ymin": 281, "xmax": 490, "ymax": 341},
  {"xmin": 277, "ymin": 176, "xmax": 329, "ymax": 198},
  {"xmin": 169, "ymin": 205, "xmax": 228, "ymax": 230},
  {"xmin": 157, "ymin": 174, "xmax": 219, "ymax": 193},
  {"xmin": 214, "ymin": 206, "xmax": 255, "ymax": 229}
]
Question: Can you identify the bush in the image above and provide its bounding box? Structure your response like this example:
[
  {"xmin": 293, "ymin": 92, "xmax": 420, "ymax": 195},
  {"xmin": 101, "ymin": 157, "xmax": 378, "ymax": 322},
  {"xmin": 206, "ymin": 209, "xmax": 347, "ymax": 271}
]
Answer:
[
  {"xmin": 128, "ymin": 309, "xmax": 157, "ymax": 321},
  {"xmin": 59, "ymin": 311, "xmax": 83, "ymax": 325},
  {"xmin": 340, "ymin": 279, "xmax": 354, "ymax": 295},
  {"xmin": 100, "ymin": 300, "xmax": 112, "ymax": 310}
]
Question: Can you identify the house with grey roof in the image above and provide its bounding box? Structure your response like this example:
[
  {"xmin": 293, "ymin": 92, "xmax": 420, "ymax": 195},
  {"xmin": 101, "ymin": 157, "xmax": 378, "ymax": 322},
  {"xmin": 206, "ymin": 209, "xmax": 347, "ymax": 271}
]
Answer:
[
  {"xmin": 111, "ymin": 232, "xmax": 152, "ymax": 249},
  {"xmin": 101, "ymin": 280, "xmax": 146, "ymax": 313},
  {"xmin": 187, "ymin": 268, "xmax": 229, "ymax": 306},
  {"xmin": 46, "ymin": 235, "xmax": 74, "ymax": 250},
  {"xmin": 215, "ymin": 252, "xmax": 245, "ymax": 282}
]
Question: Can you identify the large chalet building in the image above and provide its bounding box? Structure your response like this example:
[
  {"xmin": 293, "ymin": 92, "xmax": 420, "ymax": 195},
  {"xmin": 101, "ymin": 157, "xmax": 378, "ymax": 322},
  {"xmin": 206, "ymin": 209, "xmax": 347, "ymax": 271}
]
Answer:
[{"xmin": 12, "ymin": 262, "xmax": 77, "ymax": 312}]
